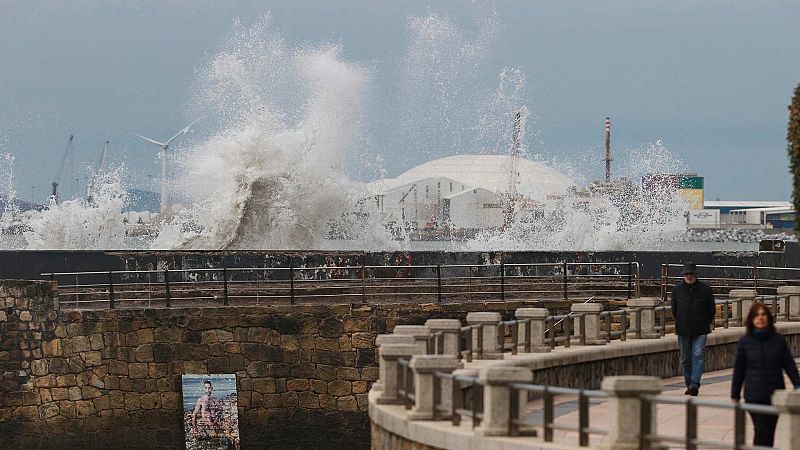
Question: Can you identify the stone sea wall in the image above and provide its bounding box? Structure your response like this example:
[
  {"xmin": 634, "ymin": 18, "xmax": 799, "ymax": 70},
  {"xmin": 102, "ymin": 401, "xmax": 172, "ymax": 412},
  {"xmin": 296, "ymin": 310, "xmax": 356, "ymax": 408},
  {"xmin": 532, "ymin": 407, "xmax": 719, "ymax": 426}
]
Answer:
[{"xmin": 0, "ymin": 280, "xmax": 537, "ymax": 450}]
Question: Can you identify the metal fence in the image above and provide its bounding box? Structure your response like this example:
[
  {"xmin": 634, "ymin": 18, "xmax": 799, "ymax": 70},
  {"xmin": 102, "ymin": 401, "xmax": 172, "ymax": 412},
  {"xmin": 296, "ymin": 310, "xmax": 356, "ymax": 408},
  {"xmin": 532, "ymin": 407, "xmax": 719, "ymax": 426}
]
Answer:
[
  {"xmin": 660, "ymin": 263, "xmax": 800, "ymax": 301},
  {"xmin": 42, "ymin": 261, "xmax": 640, "ymax": 309}
]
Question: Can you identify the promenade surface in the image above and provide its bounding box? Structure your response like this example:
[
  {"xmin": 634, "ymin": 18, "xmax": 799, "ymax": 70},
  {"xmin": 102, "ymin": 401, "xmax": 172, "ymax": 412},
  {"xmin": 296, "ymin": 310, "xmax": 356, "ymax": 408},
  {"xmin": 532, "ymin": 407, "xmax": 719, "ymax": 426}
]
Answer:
[{"xmin": 527, "ymin": 359, "xmax": 800, "ymax": 448}]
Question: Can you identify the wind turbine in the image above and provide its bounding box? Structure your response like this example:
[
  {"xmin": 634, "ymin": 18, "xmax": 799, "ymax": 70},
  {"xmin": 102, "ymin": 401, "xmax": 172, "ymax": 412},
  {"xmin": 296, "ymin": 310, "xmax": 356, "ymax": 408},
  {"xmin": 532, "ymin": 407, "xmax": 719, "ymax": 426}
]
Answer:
[{"xmin": 131, "ymin": 117, "xmax": 202, "ymax": 213}]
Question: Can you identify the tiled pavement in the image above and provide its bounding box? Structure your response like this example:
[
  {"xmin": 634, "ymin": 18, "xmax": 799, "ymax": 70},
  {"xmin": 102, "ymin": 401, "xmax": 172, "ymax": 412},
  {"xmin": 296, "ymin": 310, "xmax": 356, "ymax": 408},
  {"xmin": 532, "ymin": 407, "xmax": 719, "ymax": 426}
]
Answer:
[{"xmin": 525, "ymin": 360, "xmax": 800, "ymax": 448}]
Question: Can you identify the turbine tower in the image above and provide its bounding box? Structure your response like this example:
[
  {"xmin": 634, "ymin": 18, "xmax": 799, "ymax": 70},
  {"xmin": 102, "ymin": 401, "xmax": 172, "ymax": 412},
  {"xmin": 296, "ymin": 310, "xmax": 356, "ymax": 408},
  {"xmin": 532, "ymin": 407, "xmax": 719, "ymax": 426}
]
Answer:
[
  {"xmin": 604, "ymin": 117, "xmax": 612, "ymax": 183},
  {"xmin": 132, "ymin": 118, "xmax": 202, "ymax": 213},
  {"xmin": 86, "ymin": 140, "xmax": 110, "ymax": 204}
]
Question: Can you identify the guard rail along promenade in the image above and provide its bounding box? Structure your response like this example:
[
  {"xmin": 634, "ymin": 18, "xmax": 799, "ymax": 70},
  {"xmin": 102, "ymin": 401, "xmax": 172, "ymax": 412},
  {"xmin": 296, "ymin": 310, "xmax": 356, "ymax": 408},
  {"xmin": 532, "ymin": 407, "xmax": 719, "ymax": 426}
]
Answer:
[{"xmin": 369, "ymin": 287, "xmax": 800, "ymax": 450}]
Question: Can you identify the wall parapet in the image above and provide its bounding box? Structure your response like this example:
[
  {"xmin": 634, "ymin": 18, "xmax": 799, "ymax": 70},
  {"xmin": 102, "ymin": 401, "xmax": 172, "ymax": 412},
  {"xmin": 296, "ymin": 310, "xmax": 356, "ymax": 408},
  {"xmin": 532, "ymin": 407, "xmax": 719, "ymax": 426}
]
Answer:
[{"xmin": 370, "ymin": 295, "xmax": 800, "ymax": 450}]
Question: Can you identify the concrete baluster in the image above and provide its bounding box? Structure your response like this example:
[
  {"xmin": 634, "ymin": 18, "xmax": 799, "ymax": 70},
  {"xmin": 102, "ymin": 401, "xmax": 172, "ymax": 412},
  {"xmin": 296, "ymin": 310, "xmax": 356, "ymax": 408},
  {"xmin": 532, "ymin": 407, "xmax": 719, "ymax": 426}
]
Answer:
[
  {"xmin": 773, "ymin": 389, "xmax": 800, "ymax": 450},
  {"xmin": 376, "ymin": 343, "xmax": 419, "ymax": 404},
  {"xmin": 626, "ymin": 298, "xmax": 659, "ymax": 339},
  {"xmin": 729, "ymin": 289, "xmax": 756, "ymax": 324},
  {"xmin": 514, "ymin": 308, "xmax": 550, "ymax": 352},
  {"xmin": 425, "ymin": 319, "xmax": 462, "ymax": 357},
  {"xmin": 572, "ymin": 303, "xmax": 605, "ymax": 345},
  {"xmin": 393, "ymin": 325, "xmax": 431, "ymax": 355},
  {"xmin": 777, "ymin": 286, "xmax": 800, "ymax": 321},
  {"xmin": 476, "ymin": 366, "xmax": 531, "ymax": 436},
  {"xmin": 597, "ymin": 376, "xmax": 663, "ymax": 450},
  {"xmin": 466, "ymin": 312, "xmax": 503, "ymax": 359},
  {"xmin": 407, "ymin": 355, "xmax": 460, "ymax": 420},
  {"xmin": 374, "ymin": 334, "xmax": 415, "ymax": 392}
]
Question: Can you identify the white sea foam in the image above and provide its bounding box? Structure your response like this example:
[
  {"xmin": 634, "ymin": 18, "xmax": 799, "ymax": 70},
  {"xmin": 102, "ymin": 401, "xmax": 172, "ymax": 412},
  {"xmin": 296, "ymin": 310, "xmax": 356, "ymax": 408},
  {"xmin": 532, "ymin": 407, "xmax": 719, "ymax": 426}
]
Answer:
[{"xmin": 0, "ymin": 12, "xmax": 702, "ymax": 251}]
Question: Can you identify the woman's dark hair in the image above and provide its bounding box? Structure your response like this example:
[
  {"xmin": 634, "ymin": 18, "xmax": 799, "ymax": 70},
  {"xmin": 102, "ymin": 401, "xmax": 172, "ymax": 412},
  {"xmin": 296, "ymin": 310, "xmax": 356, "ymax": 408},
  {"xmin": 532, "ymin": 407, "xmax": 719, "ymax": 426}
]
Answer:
[{"xmin": 745, "ymin": 302, "xmax": 775, "ymax": 334}]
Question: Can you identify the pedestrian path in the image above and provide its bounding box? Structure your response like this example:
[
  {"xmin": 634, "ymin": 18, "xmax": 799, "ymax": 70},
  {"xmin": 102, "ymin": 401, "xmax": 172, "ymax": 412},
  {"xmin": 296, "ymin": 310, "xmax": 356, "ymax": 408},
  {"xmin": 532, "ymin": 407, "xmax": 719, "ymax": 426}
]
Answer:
[{"xmin": 526, "ymin": 360, "xmax": 800, "ymax": 448}]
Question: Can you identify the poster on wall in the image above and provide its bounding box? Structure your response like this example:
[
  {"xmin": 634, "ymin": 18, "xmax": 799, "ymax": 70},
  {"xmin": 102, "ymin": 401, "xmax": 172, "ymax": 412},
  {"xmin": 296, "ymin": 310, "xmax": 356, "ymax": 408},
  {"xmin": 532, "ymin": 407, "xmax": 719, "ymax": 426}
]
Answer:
[{"xmin": 181, "ymin": 374, "xmax": 240, "ymax": 450}]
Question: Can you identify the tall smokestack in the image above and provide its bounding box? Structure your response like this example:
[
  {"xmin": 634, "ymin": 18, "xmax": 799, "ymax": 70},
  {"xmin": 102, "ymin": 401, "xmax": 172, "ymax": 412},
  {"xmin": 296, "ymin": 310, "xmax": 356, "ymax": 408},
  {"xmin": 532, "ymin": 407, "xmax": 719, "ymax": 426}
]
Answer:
[{"xmin": 604, "ymin": 117, "xmax": 612, "ymax": 182}]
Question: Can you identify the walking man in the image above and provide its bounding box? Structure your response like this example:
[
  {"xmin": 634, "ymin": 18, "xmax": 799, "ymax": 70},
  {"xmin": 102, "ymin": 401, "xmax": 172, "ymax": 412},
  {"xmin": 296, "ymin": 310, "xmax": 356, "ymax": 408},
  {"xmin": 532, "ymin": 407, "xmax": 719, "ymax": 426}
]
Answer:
[{"xmin": 670, "ymin": 261, "xmax": 716, "ymax": 396}]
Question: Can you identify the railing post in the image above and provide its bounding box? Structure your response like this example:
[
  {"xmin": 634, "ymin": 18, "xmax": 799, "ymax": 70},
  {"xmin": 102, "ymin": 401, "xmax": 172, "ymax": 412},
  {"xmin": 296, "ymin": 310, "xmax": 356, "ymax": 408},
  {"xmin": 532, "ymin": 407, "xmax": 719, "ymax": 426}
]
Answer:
[
  {"xmin": 451, "ymin": 368, "xmax": 479, "ymax": 426},
  {"xmin": 393, "ymin": 325, "xmax": 431, "ymax": 355},
  {"xmin": 436, "ymin": 264, "xmax": 442, "ymax": 303},
  {"xmin": 374, "ymin": 334, "xmax": 415, "ymax": 392},
  {"xmin": 407, "ymin": 355, "xmax": 460, "ymax": 420},
  {"xmin": 222, "ymin": 267, "xmax": 229, "ymax": 306},
  {"xmin": 466, "ymin": 312, "xmax": 503, "ymax": 359},
  {"xmin": 729, "ymin": 289, "xmax": 756, "ymax": 323},
  {"xmin": 289, "ymin": 264, "xmax": 295, "ymax": 305},
  {"xmin": 163, "ymin": 269, "xmax": 171, "ymax": 308},
  {"xmin": 660, "ymin": 264, "xmax": 668, "ymax": 303},
  {"xmin": 772, "ymin": 389, "xmax": 800, "ymax": 450},
  {"xmin": 563, "ymin": 261, "xmax": 569, "ymax": 300},
  {"xmin": 376, "ymin": 343, "xmax": 419, "ymax": 405},
  {"xmin": 598, "ymin": 376, "xmax": 662, "ymax": 450},
  {"xmin": 627, "ymin": 262, "xmax": 633, "ymax": 299},
  {"xmin": 361, "ymin": 264, "xmax": 367, "ymax": 304},
  {"xmin": 515, "ymin": 308, "xmax": 549, "ymax": 353},
  {"xmin": 425, "ymin": 319, "xmax": 462, "ymax": 358},
  {"xmin": 477, "ymin": 366, "xmax": 530, "ymax": 436},
  {"xmin": 108, "ymin": 271, "xmax": 115, "ymax": 309},
  {"xmin": 500, "ymin": 261, "xmax": 505, "ymax": 301},
  {"xmin": 777, "ymin": 286, "xmax": 800, "ymax": 321},
  {"xmin": 571, "ymin": 303, "xmax": 604, "ymax": 345},
  {"xmin": 627, "ymin": 298, "xmax": 659, "ymax": 339}
]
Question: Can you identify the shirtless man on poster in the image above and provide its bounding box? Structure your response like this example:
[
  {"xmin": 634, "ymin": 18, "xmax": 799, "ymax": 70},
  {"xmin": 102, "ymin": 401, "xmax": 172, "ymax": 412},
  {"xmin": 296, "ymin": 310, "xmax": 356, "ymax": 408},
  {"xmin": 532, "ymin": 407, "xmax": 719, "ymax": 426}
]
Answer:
[{"xmin": 192, "ymin": 380, "xmax": 223, "ymax": 435}]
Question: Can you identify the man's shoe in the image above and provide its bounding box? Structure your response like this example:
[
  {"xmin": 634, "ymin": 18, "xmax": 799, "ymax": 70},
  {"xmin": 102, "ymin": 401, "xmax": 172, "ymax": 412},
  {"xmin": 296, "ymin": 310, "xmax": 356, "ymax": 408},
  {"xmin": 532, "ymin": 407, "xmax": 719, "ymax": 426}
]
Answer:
[
  {"xmin": 689, "ymin": 387, "xmax": 699, "ymax": 396},
  {"xmin": 684, "ymin": 388, "xmax": 691, "ymax": 395}
]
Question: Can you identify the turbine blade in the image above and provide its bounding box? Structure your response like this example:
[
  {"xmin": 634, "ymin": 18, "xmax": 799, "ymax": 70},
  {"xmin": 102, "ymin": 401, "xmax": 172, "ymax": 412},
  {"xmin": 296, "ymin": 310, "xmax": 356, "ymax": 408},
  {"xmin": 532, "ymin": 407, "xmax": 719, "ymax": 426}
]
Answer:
[
  {"xmin": 130, "ymin": 131, "xmax": 166, "ymax": 147},
  {"xmin": 165, "ymin": 116, "xmax": 203, "ymax": 146}
]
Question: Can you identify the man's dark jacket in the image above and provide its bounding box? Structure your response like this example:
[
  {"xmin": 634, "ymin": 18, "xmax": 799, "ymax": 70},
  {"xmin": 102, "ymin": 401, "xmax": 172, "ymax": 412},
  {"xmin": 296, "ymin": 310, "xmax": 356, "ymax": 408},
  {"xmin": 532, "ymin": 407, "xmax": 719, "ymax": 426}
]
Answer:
[
  {"xmin": 731, "ymin": 330, "xmax": 800, "ymax": 403},
  {"xmin": 670, "ymin": 280, "xmax": 715, "ymax": 337}
]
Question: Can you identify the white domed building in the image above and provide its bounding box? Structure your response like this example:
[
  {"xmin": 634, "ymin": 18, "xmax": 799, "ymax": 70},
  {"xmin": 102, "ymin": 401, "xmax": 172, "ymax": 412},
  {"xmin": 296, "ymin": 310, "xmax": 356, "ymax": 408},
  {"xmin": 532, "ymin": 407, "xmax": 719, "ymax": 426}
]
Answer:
[{"xmin": 370, "ymin": 154, "xmax": 575, "ymax": 230}]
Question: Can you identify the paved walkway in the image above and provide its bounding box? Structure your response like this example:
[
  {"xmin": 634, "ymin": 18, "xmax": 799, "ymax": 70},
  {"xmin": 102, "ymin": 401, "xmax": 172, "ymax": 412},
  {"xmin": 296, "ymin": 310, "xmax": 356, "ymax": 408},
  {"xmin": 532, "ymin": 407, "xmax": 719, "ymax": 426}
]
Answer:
[{"xmin": 526, "ymin": 360, "xmax": 800, "ymax": 448}]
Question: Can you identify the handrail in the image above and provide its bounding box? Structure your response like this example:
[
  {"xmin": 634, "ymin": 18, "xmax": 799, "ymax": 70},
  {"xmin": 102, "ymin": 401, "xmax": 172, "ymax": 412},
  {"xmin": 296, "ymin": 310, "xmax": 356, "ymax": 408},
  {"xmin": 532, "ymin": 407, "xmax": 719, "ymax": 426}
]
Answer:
[{"xmin": 43, "ymin": 260, "xmax": 642, "ymax": 309}]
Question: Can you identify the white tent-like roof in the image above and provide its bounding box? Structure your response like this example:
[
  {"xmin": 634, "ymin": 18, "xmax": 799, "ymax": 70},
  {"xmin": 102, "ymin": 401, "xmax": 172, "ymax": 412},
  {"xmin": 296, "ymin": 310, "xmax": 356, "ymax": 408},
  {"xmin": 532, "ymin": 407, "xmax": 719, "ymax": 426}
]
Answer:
[{"xmin": 372, "ymin": 154, "xmax": 574, "ymax": 200}]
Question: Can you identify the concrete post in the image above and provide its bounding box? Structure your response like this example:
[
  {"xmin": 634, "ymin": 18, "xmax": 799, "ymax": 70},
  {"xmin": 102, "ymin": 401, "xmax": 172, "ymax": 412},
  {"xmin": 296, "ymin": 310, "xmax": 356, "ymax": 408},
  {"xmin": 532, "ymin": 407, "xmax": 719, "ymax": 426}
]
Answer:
[
  {"xmin": 425, "ymin": 319, "xmax": 462, "ymax": 357},
  {"xmin": 477, "ymin": 366, "xmax": 531, "ymax": 436},
  {"xmin": 729, "ymin": 289, "xmax": 756, "ymax": 324},
  {"xmin": 773, "ymin": 389, "xmax": 800, "ymax": 450},
  {"xmin": 374, "ymin": 334, "xmax": 415, "ymax": 392},
  {"xmin": 407, "ymin": 355, "xmax": 460, "ymax": 420},
  {"xmin": 466, "ymin": 312, "xmax": 503, "ymax": 359},
  {"xmin": 777, "ymin": 286, "xmax": 800, "ymax": 321},
  {"xmin": 597, "ymin": 376, "xmax": 663, "ymax": 450},
  {"xmin": 572, "ymin": 303, "xmax": 605, "ymax": 345},
  {"xmin": 393, "ymin": 325, "xmax": 431, "ymax": 355},
  {"xmin": 377, "ymin": 343, "xmax": 419, "ymax": 404},
  {"xmin": 515, "ymin": 308, "xmax": 550, "ymax": 352},
  {"xmin": 626, "ymin": 298, "xmax": 659, "ymax": 339}
]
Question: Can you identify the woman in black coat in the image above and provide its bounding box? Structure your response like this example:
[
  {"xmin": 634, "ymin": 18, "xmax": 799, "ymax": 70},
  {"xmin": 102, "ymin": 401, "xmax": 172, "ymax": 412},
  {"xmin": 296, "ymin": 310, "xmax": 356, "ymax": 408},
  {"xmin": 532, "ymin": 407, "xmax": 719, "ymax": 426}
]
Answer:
[{"xmin": 731, "ymin": 302, "xmax": 800, "ymax": 447}]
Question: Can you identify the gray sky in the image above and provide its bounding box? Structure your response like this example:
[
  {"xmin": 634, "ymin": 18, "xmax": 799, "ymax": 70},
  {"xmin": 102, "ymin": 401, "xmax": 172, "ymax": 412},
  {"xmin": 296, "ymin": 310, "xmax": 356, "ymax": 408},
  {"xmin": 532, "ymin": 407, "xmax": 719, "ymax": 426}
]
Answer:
[{"xmin": 1, "ymin": 0, "xmax": 798, "ymax": 203}]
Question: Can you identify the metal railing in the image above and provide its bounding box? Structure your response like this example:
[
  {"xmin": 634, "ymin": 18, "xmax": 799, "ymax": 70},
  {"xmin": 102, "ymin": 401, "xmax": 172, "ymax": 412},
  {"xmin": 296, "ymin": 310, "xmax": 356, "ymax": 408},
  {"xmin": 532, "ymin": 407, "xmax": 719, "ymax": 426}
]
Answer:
[
  {"xmin": 640, "ymin": 395, "xmax": 778, "ymax": 450},
  {"xmin": 654, "ymin": 295, "xmax": 786, "ymax": 337},
  {"xmin": 423, "ymin": 370, "xmax": 783, "ymax": 449},
  {"xmin": 42, "ymin": 261, "xmax": 640, "ymax": 309},
  {"xmin": 661, "ymin": 263, "xmax": 800, "ymax": 301}
]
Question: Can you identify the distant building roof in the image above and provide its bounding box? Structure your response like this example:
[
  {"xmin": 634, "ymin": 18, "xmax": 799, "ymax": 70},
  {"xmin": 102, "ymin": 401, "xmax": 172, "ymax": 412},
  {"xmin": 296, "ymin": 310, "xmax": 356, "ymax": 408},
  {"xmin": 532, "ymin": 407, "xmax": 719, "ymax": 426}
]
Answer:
[
  {"xmin": 704, "ymin": 200, "xmax": 792, "ymax": 209},
  {"xmin": 372, "ymin": 154, "xmax": 574, "ymax": 200}
]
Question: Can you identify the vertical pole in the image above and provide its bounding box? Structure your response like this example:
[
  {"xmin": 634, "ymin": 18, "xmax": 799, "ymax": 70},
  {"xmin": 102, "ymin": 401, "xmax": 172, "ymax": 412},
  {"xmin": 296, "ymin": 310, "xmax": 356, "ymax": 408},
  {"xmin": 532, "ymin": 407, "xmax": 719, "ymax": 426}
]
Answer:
[
  {"xmin": 436, "ymin": 264, "xmax": 442, "ymax": 303},
  {"xmin": 563, "ymin": 262, "xmax": 569, "ymax": 301},
  {"xmin": 543, "ymin": 388, "xmax": 554, "ymax": 442},
  {"xmin": 753, "ymin": 264, "xmax": 759, "ymax": 294},
  {"xmin": 686, "ymin": 400, "xmax": 697, "ymax": 450},
  {"xmin": 578, "ymin": 391, "xmax": 589, "ymax": 446},
  {"xmin": 108, "ymin": 271, "xmax": 115, "ymax": 309},
  {"xmin": 660, "ymin": 265, "xmax": 668, "ymax": 303},
  {"xmin": 627, "ymin": 262, "xmax": 633, "ymax": 299},
  {"xmin": 451, "ymin": 375, "xmax": 461, "ymax": 426},
  {"xmin": 733, "ymin": 404, "xmax": 745, "ymax": 449},
  {"xmin": 500, "ymin": 261, "xmax": 505, "ymax": 302},
  {"xmin": 640, "ymin": 397, "xmax": 652, "ymax": 450},
  {"xmin": 222, "ymin": 267, "xmax": 229, "ymax": 306},
  {"xmin": 163, "ymin": 269, "xmax": 171, "ymax": 308},
  {"xmin": 289, "ymin": 263, "xmax": 295, "ymax": 305},
  {"xmin": 361, "ymin": 264, "xmax": 367, "ymax": 304}
]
